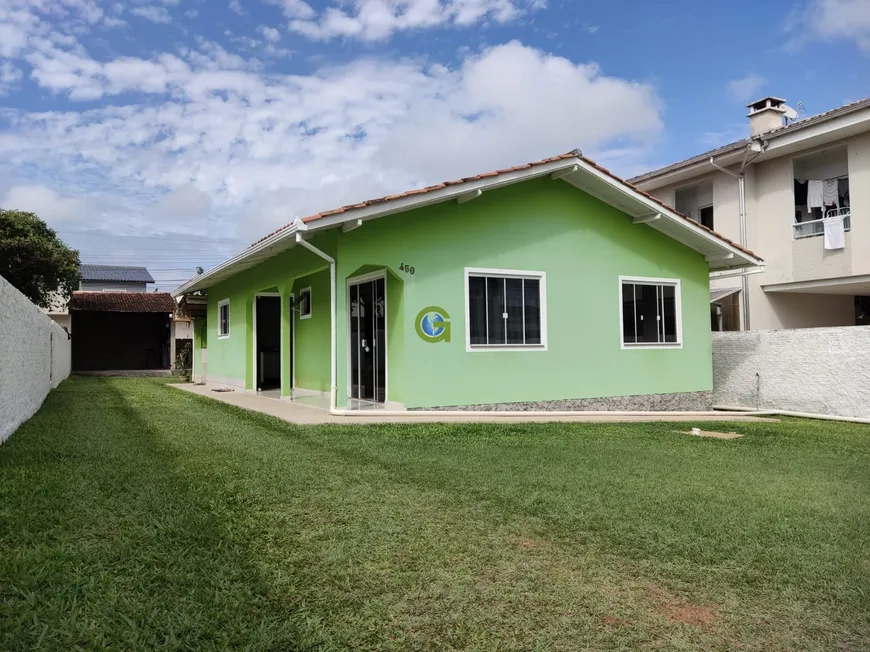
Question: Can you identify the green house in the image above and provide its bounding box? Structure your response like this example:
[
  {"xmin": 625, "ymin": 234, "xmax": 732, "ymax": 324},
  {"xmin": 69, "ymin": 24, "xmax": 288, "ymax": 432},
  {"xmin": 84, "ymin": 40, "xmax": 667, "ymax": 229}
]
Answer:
[{"xmin": 173, "ymin": 151, "xmax": 761, "ymax": 412}]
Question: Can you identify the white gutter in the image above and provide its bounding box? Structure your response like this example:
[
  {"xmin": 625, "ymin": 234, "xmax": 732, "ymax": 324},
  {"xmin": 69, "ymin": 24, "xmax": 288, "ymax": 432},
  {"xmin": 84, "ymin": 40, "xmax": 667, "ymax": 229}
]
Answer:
[
  {"xmin": 294, "ymin": 229, "xmax": 337, "ymax": 412},
  {"xmin": 709, "ymin": 142, "xmax": 765, "ymax": 329}
]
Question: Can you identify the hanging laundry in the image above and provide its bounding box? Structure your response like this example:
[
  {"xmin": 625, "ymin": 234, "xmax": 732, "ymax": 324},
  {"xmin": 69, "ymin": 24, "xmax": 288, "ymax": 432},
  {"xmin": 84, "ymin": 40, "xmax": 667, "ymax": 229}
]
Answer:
[
  {"xmin": 839, "ymin": 178, "xmax": 850, "ymax": 206},
  {"xmin": 822, "ymin": 179, "xmax": 839, "ymax": 208},
  {"xmin": 807, "ymin": 180, "xmax": 824, "ymax": 208},
  {"xmin": 794, "ymin": 179, "xmax": 808, "ymax": 205},
  {"xmin": 824, "ymin": 214, "xmax": 845, "ymax": 250}
]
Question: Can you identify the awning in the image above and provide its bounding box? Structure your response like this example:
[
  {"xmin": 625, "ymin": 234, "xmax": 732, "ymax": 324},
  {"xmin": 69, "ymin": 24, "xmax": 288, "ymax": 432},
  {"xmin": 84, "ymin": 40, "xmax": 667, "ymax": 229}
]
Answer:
[{"xmin": 710, "ymin": 287, "xmax": 741, "ymax": 303}]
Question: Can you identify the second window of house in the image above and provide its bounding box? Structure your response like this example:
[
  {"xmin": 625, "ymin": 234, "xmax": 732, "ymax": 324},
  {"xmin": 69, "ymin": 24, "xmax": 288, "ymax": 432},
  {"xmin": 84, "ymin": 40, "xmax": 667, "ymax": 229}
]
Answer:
[
  {"xmin": 218, "ymin": 299, "xmax": 230, "ymax": 338},
  {"xmin": 298, "ymin": 288, "xmax": 312, "ymax": 319},
  {"xmin": 620, "ymin": 277, "xmax": 681, "ymax": 347},
  {"xmin": 466, "ymin": 269, "xmax": 546, "ymax": 348}
]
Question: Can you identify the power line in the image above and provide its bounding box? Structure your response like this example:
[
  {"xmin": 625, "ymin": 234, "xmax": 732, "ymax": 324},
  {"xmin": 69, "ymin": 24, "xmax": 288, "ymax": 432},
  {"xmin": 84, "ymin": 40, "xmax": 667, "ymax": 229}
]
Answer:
[{"xmin": 58, "ymin": 230, "xmax": 247, "ymax": 245}]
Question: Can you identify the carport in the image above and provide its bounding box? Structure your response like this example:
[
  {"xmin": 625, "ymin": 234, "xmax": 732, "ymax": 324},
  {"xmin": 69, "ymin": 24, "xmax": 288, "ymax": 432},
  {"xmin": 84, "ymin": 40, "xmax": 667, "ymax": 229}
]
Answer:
[{"xmin": 69, "ymin": 292, "xmax": 176, "ymax": 372}]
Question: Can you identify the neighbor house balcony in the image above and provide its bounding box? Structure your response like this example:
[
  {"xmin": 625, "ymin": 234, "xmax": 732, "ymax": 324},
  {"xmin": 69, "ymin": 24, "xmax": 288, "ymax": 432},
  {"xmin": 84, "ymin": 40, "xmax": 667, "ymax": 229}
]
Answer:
[{"xmin": 793, "ymin": 206, "xmax": 851, "ymax": 239}]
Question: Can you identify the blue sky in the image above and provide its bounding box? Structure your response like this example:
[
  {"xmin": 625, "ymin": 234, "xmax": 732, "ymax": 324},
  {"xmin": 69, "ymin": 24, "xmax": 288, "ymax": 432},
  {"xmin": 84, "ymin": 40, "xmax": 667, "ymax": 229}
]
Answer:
[{"xmin": 1, "ymin": 0, "xmax": 868, "ymax": 289}]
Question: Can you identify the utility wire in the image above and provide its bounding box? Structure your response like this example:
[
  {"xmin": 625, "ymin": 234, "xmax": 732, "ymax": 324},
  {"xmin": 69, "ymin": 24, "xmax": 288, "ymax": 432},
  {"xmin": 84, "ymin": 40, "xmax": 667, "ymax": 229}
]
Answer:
[{"xmin": 57, "ymin": 230, "xmax": 247, "ymax": 245}]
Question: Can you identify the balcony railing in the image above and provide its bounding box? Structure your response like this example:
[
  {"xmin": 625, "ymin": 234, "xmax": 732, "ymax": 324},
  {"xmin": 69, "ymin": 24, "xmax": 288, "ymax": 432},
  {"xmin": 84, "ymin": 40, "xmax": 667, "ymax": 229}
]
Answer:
[{"xmin": 793, "ymin": 207, "xmax": 851, "ymax": 239}]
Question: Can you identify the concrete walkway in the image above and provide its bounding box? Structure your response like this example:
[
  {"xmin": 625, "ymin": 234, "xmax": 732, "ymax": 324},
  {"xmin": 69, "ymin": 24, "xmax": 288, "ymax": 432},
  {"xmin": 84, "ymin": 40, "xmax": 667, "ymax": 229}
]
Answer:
[{"xmin": 170, "ymin": 382, "xmax": 777, "ymax": 425}]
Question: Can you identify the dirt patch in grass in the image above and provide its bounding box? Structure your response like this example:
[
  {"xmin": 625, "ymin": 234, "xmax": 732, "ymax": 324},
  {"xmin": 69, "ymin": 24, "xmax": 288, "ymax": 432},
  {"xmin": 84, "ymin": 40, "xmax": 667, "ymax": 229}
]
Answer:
[
  {"xmin": 647, "ymin": 586, "xmax": 719, "ymax": 627},
  {"xmin": 516, "ymin": 537, "xmax": 540, "ymax": 549},
  {"xmin": 602, "ymin": 615, "xmax": 634, "ymax": 627},
  {"xmin": 665, "ymin": 604, "xmax": 718, "ymax": 626}
]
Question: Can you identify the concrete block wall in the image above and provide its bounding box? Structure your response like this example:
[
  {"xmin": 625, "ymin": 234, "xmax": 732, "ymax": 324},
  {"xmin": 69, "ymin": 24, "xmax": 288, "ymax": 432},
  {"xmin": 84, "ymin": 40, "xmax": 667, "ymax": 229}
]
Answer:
[
  {"xmin": 713, "ymin": 327, "xmax": 870, "ymax": 418},
  {"xmin": 0, "ymin": 275, "xmax": 72, "ymax": 444}
]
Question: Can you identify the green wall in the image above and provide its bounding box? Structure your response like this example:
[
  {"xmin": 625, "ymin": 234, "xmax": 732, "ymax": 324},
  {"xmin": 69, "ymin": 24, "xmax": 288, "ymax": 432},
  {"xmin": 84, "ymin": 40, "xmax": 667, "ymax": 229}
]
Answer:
[
  {"xmin": 333, "ymin": 177, "xmax": 711, "ymax": 408},
  {"xmin": 205, "ymin": 232, "xmax": 335, "ymax": 393},
  {"xmin": 202, "ymin": 176, "xmax": 713, "ymax": 409},
  {"xmin": 292, "ymin": 270, "xmax": 331, "ymax": 392}
]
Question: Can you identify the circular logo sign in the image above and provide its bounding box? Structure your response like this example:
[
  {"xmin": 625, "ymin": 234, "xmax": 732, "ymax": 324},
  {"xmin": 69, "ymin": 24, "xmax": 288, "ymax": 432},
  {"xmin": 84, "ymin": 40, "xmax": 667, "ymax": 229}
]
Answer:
[{"xmin": 415, "ymin": 306, "xmax": 451, "ymax": 343}]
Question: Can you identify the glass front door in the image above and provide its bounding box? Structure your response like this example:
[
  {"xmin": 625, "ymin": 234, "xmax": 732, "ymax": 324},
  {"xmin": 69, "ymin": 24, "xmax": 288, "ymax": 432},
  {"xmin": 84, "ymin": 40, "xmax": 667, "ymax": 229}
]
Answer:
[{"xmin": 349, "ymin": 277, "xmax": 386, "ymax": 402}]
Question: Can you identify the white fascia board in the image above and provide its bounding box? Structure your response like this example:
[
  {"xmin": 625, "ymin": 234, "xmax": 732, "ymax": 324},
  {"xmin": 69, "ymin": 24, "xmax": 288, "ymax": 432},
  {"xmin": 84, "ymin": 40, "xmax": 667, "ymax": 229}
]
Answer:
[
  {"xmin": 300, "ymin": 158, "xmax": 581, "ymax": 234},
  {"xmin": 172, "ymin": 222, "xmax": 300, "ymax": 297},
  {"xmin": 572, "ymin": 159, "xmax": 763, "ymax": 268}
]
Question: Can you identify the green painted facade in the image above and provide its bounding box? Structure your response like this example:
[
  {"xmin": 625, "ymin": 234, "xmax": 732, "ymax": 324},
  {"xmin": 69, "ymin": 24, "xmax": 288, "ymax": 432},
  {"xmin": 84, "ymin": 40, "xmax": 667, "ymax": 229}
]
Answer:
[{"xmin": 194, "ymin": 177, "xmax": 713, "ymax": 409}]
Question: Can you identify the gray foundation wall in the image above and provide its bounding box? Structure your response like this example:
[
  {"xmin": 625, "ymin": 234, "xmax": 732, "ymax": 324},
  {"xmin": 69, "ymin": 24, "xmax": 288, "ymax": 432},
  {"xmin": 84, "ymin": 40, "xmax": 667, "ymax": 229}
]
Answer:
[{"xmin": 417, "ymin": 390, "xmax": 713, "ymax": 412}]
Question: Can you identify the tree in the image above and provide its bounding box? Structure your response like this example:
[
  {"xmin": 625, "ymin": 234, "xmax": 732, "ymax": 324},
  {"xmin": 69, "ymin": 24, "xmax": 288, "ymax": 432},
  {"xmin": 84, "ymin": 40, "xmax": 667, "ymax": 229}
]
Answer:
[{"xmin": 0, "ymin": 209, "xmax": 81, "ymax": 309}]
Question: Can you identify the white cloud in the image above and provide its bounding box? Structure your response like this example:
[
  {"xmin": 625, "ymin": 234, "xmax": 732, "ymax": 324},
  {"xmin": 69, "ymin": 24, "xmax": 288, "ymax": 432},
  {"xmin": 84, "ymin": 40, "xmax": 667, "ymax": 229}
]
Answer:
[
  {"xmin": 258, "ymin": 25, "xmax": 281, "ymax": 42},
  {"xmin": 789, "ymin": 0, "xmax": 870, "ymax": 52},
  {"xmin": 152, "ymin": 184, "xmax": 212, "ymax": 221},
  {"xmin": 288, "ymin": 0, "xmax": 542, "ymax": 41},
  {"xmin": 265, "ymin": 0, "xmax": 316, "ymax": 20},
  {"xmin": 130, "ymin": 5, "xmax": 172, "ymax": 24},
  {"xmin": 0, "ymin": 12, "xmax": 663, "ymax": 248},
  {"xmin": 0, "ymin": 61, "xmax": 23, "ymax": 95},
  {"xmin": 229, "ymin": 0, "xmax": 245, "ymax": 15},
  {"xmin": 1, "ymin": 184, "xmax": 103, "ymax": 223},
  {"xmin": 727, "ymin": 73, "xmax": 764, "ymax": 102}
]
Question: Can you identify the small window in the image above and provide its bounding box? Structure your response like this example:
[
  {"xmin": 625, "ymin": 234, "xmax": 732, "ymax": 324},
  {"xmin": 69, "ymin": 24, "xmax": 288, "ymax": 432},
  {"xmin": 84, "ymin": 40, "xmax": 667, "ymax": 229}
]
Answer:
[
  {"xmin": 218, "ymin": 299, "xmax": 230, "ymax": 338},
  {"xmin": 466, "ymin": 268, "xmax": 546, "ymax": 350},
  {"xmin": 298, "ymin": 288, "xmax": 311, "ymax": 319},
  {"xmin": 699, "ymin": 205, "xmax": 714, "ymax": 230},
  {"xmin": 620, "ymin": 277, "xmax": 681, "ymax": 348}
]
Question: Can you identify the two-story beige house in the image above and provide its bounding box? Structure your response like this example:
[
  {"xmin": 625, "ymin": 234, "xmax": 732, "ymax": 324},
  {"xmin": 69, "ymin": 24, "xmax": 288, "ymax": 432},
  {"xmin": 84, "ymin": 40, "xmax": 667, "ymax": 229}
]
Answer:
[{"xmin": 631, "ymin": 96, "xmax": 870, "ymax": 331}]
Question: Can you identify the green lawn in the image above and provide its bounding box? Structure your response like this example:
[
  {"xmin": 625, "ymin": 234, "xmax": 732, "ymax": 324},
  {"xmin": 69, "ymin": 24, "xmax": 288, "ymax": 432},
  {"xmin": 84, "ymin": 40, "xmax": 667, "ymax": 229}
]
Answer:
[{"xmin": 1, "ymin": 378, "xmax": 869, "ymax": 651}]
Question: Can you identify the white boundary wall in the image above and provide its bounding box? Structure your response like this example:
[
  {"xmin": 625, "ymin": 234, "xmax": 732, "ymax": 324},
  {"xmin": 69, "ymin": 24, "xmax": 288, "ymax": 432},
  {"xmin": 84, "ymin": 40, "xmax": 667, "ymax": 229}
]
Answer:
[
  {"xmin": 0, "ymin": 275, "xmax": 71, "ymax": 443},
  {"xmin": 712, "ymin": 327, "xmax": 870, "ymax": 418}
]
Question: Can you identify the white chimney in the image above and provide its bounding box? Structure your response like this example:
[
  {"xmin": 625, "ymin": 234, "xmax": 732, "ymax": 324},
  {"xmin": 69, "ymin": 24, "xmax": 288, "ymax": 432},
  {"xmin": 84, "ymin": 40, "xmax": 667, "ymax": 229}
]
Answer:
[{"xmin": 747, "ymin": 96, "xmax": 787, "ymax": 136}]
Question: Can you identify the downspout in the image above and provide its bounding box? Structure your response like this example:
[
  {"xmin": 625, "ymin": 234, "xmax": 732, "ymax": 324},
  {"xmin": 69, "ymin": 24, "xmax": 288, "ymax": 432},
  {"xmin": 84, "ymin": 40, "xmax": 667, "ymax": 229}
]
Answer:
[
  {"xmin": 709, "ymin": 141, "xmax": 766, "ymax": 330},
  {"xmin": 295, "ymin": 232, "xmax": 337, "ymax": 412}
]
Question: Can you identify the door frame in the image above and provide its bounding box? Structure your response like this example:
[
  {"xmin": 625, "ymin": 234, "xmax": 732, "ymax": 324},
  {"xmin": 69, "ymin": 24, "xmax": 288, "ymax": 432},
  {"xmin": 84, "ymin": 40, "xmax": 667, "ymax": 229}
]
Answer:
[
  {"xmin": 345, "ymin": 269, "xmax": 388, "ymax": 403},
  {"xmin": 252, "ymin": 291, "xmax": 281, "ymax": 392}
]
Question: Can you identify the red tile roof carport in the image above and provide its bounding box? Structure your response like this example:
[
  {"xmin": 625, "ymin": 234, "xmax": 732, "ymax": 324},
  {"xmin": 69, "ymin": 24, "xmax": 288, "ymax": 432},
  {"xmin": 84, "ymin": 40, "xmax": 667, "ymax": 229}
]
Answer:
[{"xmin": 69, "ymin": 292, "xmax": 176, "ymax": 313}]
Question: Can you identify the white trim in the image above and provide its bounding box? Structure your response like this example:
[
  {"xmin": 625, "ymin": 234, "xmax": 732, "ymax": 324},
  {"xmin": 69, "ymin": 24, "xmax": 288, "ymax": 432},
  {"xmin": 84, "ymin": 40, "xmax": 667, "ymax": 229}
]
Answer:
[
  {"xmin": 217, "ymin": 298, "xmax": 230, "ymax": 339},
  {"xmin": 345, "ymin": 270, "xmax": 389, "ymax": 404},
  {"xmin": 253, "ymin": 292, "xmax": 281, "ymax": 392},
  {"xmin": 456, "ymin": 189, "xmax": 482, "ymax": 204},
  {"xmin": 618, "ymin": 275, "xmax": 683, "ymax": 350},
  {"xmin": 762, "ymin": 273, "xmax": 870, "ymax": 293},
  {"xmin": 568, "ymin": 160, "xmax": 760, "ymax": 267},
  {"xmin": 298, "ymin": 286, "xmax": 312, "ymax": 320},
  {"xmin": 288, "ymin": 292, "xmax": 295, "ymax": 390},
  {"xmin": 464, "ymin": 267, "xmax": 548, "ymax": 352}
]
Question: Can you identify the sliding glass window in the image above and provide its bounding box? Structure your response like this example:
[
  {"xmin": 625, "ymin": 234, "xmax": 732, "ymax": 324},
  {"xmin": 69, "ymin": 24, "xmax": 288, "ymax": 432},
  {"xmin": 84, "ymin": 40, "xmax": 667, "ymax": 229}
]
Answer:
[{"xmin": 467, "ymin": 269, "xmax": 545, "ymax": 349}]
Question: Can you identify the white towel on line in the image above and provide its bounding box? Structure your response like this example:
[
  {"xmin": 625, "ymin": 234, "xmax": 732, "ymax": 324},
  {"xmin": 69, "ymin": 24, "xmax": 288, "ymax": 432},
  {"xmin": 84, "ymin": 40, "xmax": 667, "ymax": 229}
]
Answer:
[
  {"xmin": 807, "ymin": 180, "xmax": 824, "ymax": 208},
  {"xmin": 824, "ymin": 215, "xmax": 845, "ymax": 250}
]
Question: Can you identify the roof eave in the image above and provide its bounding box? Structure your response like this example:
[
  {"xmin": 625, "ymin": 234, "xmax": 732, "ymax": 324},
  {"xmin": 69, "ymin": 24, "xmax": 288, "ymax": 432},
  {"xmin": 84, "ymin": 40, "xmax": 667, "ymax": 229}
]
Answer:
[
  {"xmin": 172, "ymin": 222, "xmax": 301, "ymax": 297},
  {"xmin": 173, "ymin": 154, "xmax": 760, "ymax": 296}
]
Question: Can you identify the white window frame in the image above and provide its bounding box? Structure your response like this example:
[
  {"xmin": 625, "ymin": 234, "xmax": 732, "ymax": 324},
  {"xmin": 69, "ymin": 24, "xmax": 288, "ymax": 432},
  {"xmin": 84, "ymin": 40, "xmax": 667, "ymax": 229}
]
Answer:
[
  {"xmin": 464, "ymin": 267, "xmax": 548, "ymax": 352},
  {"xmin": 619, "ymin": 276, "xmax": 683, "ymax": 350},
  {"xmin": 298, "ymin": 287, "xmax": 312, "ymax": 320},
  {"xmin": 218, "ymin": 298, "xmax": 230, "ymax": 339}
]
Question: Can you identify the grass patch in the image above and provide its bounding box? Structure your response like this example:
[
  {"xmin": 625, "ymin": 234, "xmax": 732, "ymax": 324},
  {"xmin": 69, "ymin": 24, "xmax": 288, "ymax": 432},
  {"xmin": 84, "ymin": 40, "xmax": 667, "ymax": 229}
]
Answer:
[{"xmin": 1, "ymin": 377, "xmax": 869, "ymax": 650}]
